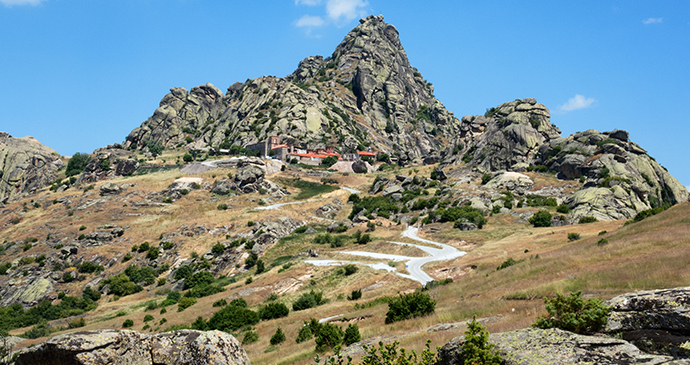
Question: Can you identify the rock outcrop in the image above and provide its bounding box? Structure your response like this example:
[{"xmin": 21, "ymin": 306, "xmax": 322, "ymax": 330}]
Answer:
[
  {"xmin": 211, "ymin": 164, "xmax": 288, "ymax": 197},
  {"xmin": 606, "ymin": 287, "xmax": 690, "ymax": 358},
  {"xmin": 124, "ymin": 15, "xmax": 461, "ymax": 164},
  {"xmin": 438, "ymin": 327, "xmax": 681, "ymax": 365},
  {"xmin": 0, "ymin": 132, "xmax": 63, "ymax": 203},
  {"xmin": 440, "ymin": 99, "xmax": 689, "ymax": 220},
  {"xmin": 15, "ymin": 329, "xmax": 250, "ymax": 365},
  {"xmin": 76, "ymin": 146, "xmax": 138, "ymax": 185}
]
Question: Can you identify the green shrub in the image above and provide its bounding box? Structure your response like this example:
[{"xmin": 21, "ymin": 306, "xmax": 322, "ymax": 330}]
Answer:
[
  {"xmin": 270, "ymin": 327, "xmax": 286, "ymax": 345},
  {"xmin": 122, "ymin": 319, "xmax": 134, "ymax": 328},
  {"xmin": 146, "ymin": 247, "xmax": 160, "ymax": 260},
  {"xmin": 102, "ymin": 273, "xmax": 143, "ymax": 296},
  {"xmin": 242, "ymin": 330, "xmax": 259, "ymax": 345},
  {"xmin": 481, "ymin": 174, "xmax": 493, "ymax": 185},
  {"xmin": 161, "ymin": 241, "xmax": 174, "ymax": 250},
  {"xmin": 207, "ymin": 305, "xmax": 259, "ymax": 332},
  {"xmin": 348, "ymin": 289, "xmax": 362, "ymax": 301},
  {"xmin": 532, "ymin": 291, "xmax": 610, "ymax": 334},
  {"xmin": 496, "ymin": 257, "xmax": 523, "ymax": 271},
  {"xmin": 183, "ymin": 153, "xmax": 193, "ymax": 162},
  {"xmin": 461, "ymin": 316, "xmax": 503, "ymax": 364},
  {"xmin": 217, "ymin": 203, "xmax": 228, "ymax": 210},
  {"xmin": 68, "ymin": 317, "xmax": 86, "ymax": 329},
  {"xmin": 556, "ymin": 204, "xmax": 570, "ymax": 214},
  {"xmin": 143, "ymin": 314, "xmax": 154, "ymax": 322},
  {"xmin": 293, "ymin": 290, "xmax": 327, "ymax": 311},
  {"xmin": 598, "ymin": 230, "xmax": 607, "ymax": 236},
  {"xmin": 315, "ymin": 322, "xmax": 343, "ymax": 352},
  {"xmin": 295, "ymin": 324, "xmax": 313, "ymax": 343},
  {"xmin": 213, "ymin": 299, "xmax": 227, "ymax": 307},
  {"xmin": 343, "ymin": 264, "xmax": 358, "ymax": 276},
  {"xmin": 529, "ymin": 210, "xmax": 552, "ymax": 227},
  {"xmin": 183, "ymin": 271, "xmax": 215, "ymax": 290},
  {"xmin": 76, "ymin": 261, "xmax": 104, "ymax": 274},
  {"xmin": 177, "ymin": 297, "xmax": 197, "ymax": 312},
  {"xmin": 255, "ymin": 260, "xmax": 265, "ymax": 274},
  {"xmin": 259, "ymin": 302, "xmax": 289, "ymax": 320},
  {"xmin": 577, "ymin": 216, "xmax": 597, "ymax": 224},
  {"xmin": 321, "ymin": 156, "xmax": 338, "ymax": 167},
  {"xmin": 491, "ymin": 205, "xmax": 501, "ymax": 214},
  {"xmin": 385, "ymin": 292, "xmax": 435, "ymax": 324},
  {"xmin": 567, "ymin": 233, "xmax": 581, "ymax": 241},
  {"xmin": 597, "ymin": 238, "xmax": 609, "ymax": 246},
  {"xmin": 66, "ymin": 153, "xmax": 91, "ymax": 177},
  {"xmin": 343, "ymin": 323, "xmax": 361, "ymax": 345},
  {"xmin": 82, "ymin": 286, "xmax": 101, "ymax": 302}
]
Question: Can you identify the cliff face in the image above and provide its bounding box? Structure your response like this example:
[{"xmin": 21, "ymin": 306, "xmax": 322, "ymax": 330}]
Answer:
[
  {"xmin": 124, "ymin": 15, "xmax": 460, "ymax": 164},
  {"xmin": 0, "ymin": 132, "xmax": 64, "ymax": 203},
  {"xmin": 440, "ymin": 98, "xmax": 689, "ymax": 220}
]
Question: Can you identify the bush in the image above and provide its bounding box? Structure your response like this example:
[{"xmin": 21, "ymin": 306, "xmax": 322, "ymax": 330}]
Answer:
[
  {"xmin": 348, "ymin": 289, "xmax": 362, "ymax": 301},
  {"xmin": 293, "ymin": 290, "xmax": 327, "ymax": 311},
  {"xmin": 597, "ymin": 238, "xmax": 609, "ymax": 246},
  {"xmin": 529, "ymin": 210, "xmax": 552, "ymax": 227},
  {"xmin": 259, "ymin": 302, "xmax": 289, "ymax": 320},
  {"xmin": 143, "ymin": 314, "xmax": 154, "ymax": 322},
  {"xmin": 207, "ymin": 305, "xmax": 259, "ymax": 332},
  {"xmin": 82, "ymin": 286, "xmax": 101, "ymax": 302},
  {"xmin": 146, "ymin": 247, "xmax": 160, "ymax": 260},
  {"xmin": 217, "ymin": 203, "xmax": 228, "ymax": 210},
  {"xmin": 578, "ymin": 216, "xmax": 598, "ymax": 224},
  {"xmin": 567, "ymin": 233, "xmax": 581, "ymax": 241},
  {"xmin": 270, "ymin": 327, "xmax": 286, "ymax": 345},
  {"xmin": 183, "ymin": 153, "xmax": 193, "ymax": 162},
  {"xmin": 255, "ymin": 260, "xmax": 265, "ymax": 274},
  {"xmin": 343, "ymin": 264, "xmax": 358, "ymax": 276},
  {"xmin": 385, "ymin": 292, "xmax": 436, "ymax": 324},
  {"xmin": 242, "ymin": 330, "xmax": 259, "ymax": 345},
  {"xmin": 122, "ymin": 319, "xmax": 134, "ymax": 328},
  {"xmin": 461, "ymin": 316, "xmax": 503, "ymax": 364},
  {"xmin": 556, "ymin": 204, "xmax": 571, "ymax": 214},
  {"xmin": 177, "ymin": 297, "xmax": 197, "ymax": 312},
  {"xmin": 315, "ymin": 322, "xmax": 343, "ymax": 352},
  {"xmin": 532, "ymin": 291, "xmax": 610, "ymax": 334},
  {"xmin": 66, "ymin": 152, "xmax": 91, "ymax": 177},
  {"xmin": 296, "ymin": 324, "xmax": 313, "ymax": 343},
  {"xmin": 68, "ymin": 317, "xmax": 86, "ymax": 329},
  {"xmin": 481, "ymin": 174, "xmax": 493, "ymax": 185},
  {"xmin": 496, "ymin": 257, "xmax": 523, "ymax": 271},
  {"xmin": 213, "ymin": 299, "xmax": 227, "ymax": 307},
  {"xmin": 321, "ymin": 156, "xmax": 338, "ymax": 167},
  {"xmin": 343, "ymin": 323, "xmax": 361, "ymax": 345}
]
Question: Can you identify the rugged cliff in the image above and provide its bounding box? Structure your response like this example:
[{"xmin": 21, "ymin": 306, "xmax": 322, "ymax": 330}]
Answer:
[
  {"xmin": 0, "ymin": 132, "xmax": 63, "ymax": 204},
  {"xmin": 124, "ymin": 15, "xmax": 460, "ymax": 164}
]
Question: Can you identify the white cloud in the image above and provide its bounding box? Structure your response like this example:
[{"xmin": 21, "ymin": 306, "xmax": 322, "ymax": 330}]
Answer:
[
  {"xmin": 0, "ymin": 0, "xmax": 45, "ymax": 6},
  {"xmin": 559, "ymin": 94, "xmax": 597, "ymax": 112},
  {"xmin": 295, "ymin": 0, "xmax": 321, "ymax": 6},
  {"xmin": 326, "ymin": 0, "xmax": 368, "ymax": 23},
  {"xmin": 295, "ymin": 14, "xmax": 325, "ymax": 28},
  {"xmin": 642, "ymin": 17, "xmax": 663, "ymax": 25}
]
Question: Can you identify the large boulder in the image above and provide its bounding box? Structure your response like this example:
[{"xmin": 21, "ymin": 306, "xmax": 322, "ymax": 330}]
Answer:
[
  {"xmin": 606, "ymin": 287, "xmax": 690, "ymax": 358},
  {"xmin": 0, "ymin": 132, "xmax": 64, "ymax": 203},
  {"xmin": 438, "ymin": 327, "xmax": 678, "ymax": 365},
  {"xmin": 15, "ymin": 329, "xmax": 250, "ymax": 365},
  {"xmin": 352, "ymin": 160, "xmax": 368, "ymax": 174}
]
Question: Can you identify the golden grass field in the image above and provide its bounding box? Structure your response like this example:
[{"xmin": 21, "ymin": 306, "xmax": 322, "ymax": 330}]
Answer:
[{"xmin": 1, "ymin": 156, "xmax": 689, "ymax": 364}]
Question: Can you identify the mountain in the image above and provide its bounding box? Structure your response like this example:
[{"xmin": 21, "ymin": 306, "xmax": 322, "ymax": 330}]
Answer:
[
  {"xmin": 124, "ymin": 15, "xmax": 460, "ymax": 164},
  {"xmin": 439, "ymin": 98, "xmax": 689, "ymax": 221},
  {"xmin": 0, "ymin": 132, "xmax": 64, "ymax": 204}
]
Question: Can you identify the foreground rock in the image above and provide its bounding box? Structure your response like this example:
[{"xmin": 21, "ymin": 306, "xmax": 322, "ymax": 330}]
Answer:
[
  {"xmin": 606, "ymin": 287, "xmax": 690, "ymax": 358},
  {"xmin": 438, "ymin": 327, "xmax": 681, "ymax": 365},
  {"xmin": 15, "ymin": 329, "xmax": 250, "ymax": 365},
  {"xmin": 0, "ymin": 132, "xmax": 64, "ymax": 203}
]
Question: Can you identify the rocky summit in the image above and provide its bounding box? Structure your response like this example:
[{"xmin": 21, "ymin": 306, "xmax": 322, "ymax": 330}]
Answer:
[{"xmin": 124, "ymin": 15, "xmax": 460, "ymax": 164}]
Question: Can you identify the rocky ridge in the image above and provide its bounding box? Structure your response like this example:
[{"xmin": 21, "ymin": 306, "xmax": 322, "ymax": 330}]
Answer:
[
  {"xmin": 0, "ymin": 132, "xmax": 64, "ymax": 203},
  {"xmin": 124, "ymin": 15, "xmax": 461, "ymax": 165},
  {"xmin": 440, "ymin": 98, "xmax": 689, "ymax": 220}
]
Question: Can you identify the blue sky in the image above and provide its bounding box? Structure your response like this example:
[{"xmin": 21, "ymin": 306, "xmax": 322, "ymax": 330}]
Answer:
[{"xmin": 1, "ymin": 0, "xmax": 688, "ymax": 186}]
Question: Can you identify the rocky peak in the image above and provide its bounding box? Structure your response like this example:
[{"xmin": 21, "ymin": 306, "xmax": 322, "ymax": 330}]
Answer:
[{"xmin": 124, "ymin": 15, "xmax": 463, "ymax": 164}]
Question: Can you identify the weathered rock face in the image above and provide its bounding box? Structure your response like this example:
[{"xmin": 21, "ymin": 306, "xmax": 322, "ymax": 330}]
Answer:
[
  {"xmin": 210, "ymin": 165, "xmax": 288, "ymax": 198},
  {"xmin": 0, "ymin": 132, "xmax": 64, "ymax": 203},
  {"xmin": 76, "ymin": 147, "xmax": 138, "ymax": 185},
  {"xmin": 15, "ymin": 329, "xmax": 250, "ymax": 365},
  {"xmin": 438, "ymin": 327, "xmax": 679, "ymax": 365},
  {"xmin": 440, "ymin": 99, "xmax": 689, "ymax": 220},
  {"xmin": 606, "ymin": 287, "xmax": 690, "ymax": 358},
  {"xmin": 123, "ymin": 15, "xmax": 461, "ymax": 164}
]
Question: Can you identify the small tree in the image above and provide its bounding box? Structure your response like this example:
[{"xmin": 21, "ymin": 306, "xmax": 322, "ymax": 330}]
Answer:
[
  {"xmin": 315, "ymin": 323, "xmax": 343, "ymax": 352},
  {"xmin": 532, "ymin": 291, "xmax": 610, "ymax": 334},
  {"xmin": 183, "ymin": 153, "xmax": 193, "ymax": 162},
  {"xmin": 529, "ymin": 210, "xmax": 552, "ymax": 227},
  {"xmin": 296, "ymin": 324, "xmax": 313, "ymax": 343},
  {"xmin": 321, "ymin": 156, "xmax": 338, "ymax": 168},
  {"xmin": 270, "ymin": 327, "xmax": 286, "ymax": 345},
  {"xmin": 461, "ymin": 316, "xmax": 502, "ymax": 364},
  {"xmin": 343, "ymin": 323, "xmax": 361, "ymax": 345}
]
